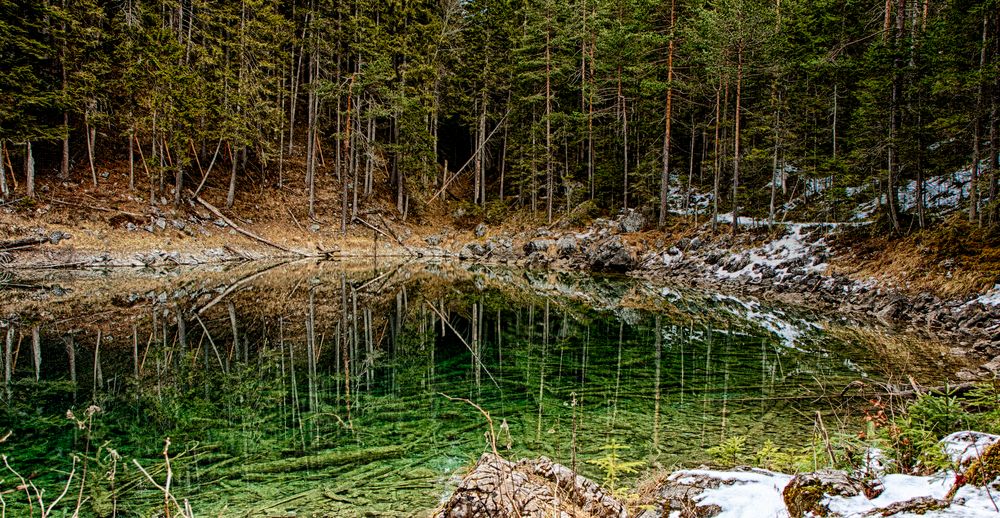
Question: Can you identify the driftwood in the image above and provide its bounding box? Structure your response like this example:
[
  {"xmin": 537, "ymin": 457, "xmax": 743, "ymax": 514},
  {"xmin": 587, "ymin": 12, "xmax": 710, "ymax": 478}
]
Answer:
[
  {"xmin": 839, "ymin": 380, "xmax": 979, "ymax": 399},
  {"xmin": 194, "ymin": 195, "xmax": 302, "ymax": 256},
  {"xmin": 434, "ymin": 454, "xmax": 627, "ymax": 518},
  {"xmin": 0, "ymin": 232, "xmax": 69, "ymax": 251}
]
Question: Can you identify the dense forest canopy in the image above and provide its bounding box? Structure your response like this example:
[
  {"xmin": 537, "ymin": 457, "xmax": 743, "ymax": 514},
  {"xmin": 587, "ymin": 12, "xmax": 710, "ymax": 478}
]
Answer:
[{"xmin": 0, "ymin": 0, "xmax": 997, "ymax": 231}]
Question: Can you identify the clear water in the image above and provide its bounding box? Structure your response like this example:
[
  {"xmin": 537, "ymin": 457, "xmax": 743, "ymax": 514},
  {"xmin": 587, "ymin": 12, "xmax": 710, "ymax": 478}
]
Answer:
[{"xmin": 0, "ymin": 261, "xmax": 953, "ymax": 516}]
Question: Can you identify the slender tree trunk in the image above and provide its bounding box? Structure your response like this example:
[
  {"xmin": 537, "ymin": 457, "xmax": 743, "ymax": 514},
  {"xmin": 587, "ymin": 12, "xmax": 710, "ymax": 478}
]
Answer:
[
  {"xmin": 26, "ymin": 142, "xmax": 36, "ymax": 198},
  {"xmin": 659, "ymin": 0, "xmax": 677, "ymax": 227},
  {"xmin": 226, "ymin": 143, "xmax": 238, "ymax": 208},
  {"xmin": 769, "ymin": 91, "xmax": 781, "ymax": 226},
  {"xmin": 478, "ymin": 92, "xmax": 488, "ymax": 207},
  {"xmin": 0, "ymin": 141, "xmax": 7, "ymax": 197},
  {"xmin": 712, "ymin": 85, "xmax": 721, "ymax": 230},
  {"xmin": 732, "ymin": 49, "xmax": 743, "ymax": 237},
  {"xmin": 62, "ymin": 113, "xmax": 70, "ymax": 180},
  {"xmin": 886, "ymin": 0, "xmax": 904, "ymax": 233},
  {"xmin": 342, "ymin": 75, "xmax": 354, "ymax": 234},
  {"xmin": 545, "ymin": 22, "xmax": 553, "ymax": 223},
  {"xmin": 86, "ymin": 119, "xmax": 97, "ymax": 187},
  {"xmin": 971, "ymin": 12, "xmax": 987, "ymax": 224}
]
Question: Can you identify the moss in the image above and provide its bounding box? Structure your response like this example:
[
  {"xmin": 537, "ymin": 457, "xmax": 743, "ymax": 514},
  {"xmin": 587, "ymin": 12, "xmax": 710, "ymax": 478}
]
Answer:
[
  {"xmin": 965, "ymin": 441, "xmax": 1000, "ymax": 487},
  {"xmin": 782, "ymin": 484, "xmax": 828, "ymax": 518}
]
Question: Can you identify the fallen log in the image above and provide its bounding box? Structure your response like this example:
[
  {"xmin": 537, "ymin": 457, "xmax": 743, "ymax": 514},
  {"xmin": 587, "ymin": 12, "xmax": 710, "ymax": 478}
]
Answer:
[
  {"xmin": 0, "ymin": 231, "xmax": 69, "ymax": 251},
  {"xmin": 193, "ymin": 195, "xmax": 302, "ymax": 256}
]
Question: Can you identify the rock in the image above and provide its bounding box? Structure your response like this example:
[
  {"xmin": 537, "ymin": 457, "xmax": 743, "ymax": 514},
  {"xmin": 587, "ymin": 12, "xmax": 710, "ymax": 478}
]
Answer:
[
  {"xmin": 556, "ymin": 235, "xmax": 577, "ymax": 257},
  {"xmin": 433, "ymin": 453, "xmax": 627, "ymax": 518},
  {"xmin": 459, "ymin": 242, "xmax": 485, "ymax": 260},
  {"xmin": 484, "ymin": 237, "xmax": 516, "ymax": 261},
  {"xmin": 425, "ymin": 234, "xmax": 443, "ymax": 246},
  {"xmin": 619, "ymin": 209, "xmax": 645, "ymax": 233},
  {"xmin": 983, "ymin": 357, "xmax": 1000, "ymax": 374},
  {"xmin": 782, "ymin": 469, "xmax": 865, "ymax": 518},
  {"xmin": 309, "ymin": 224, "xmax": 320, "ymax": 232},
  {"xmin": 171, "ymin": 219, "xmax": 186, "ymax": 230},
  {"xmin": 587, "ymin": 236, "xmax": 634, "ymax": 272},
  {"xmin": 474, "ymin": 224, "xmax": 488, "ymax": 238},
  {"xmin": 523, "ymin": 239, "xmax": 555, "ymax": 255},
  {"xmin": 155, "ymin": 218, "xmax": 167, "ymax": 230},
  {"xmin": 125, "ymin": 222, "xmax": 138, "ymax": 232}
]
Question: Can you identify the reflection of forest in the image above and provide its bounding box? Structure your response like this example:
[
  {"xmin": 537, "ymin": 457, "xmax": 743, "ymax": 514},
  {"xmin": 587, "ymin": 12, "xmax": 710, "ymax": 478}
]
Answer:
[{"xmin": 0, "ymin": 261, "xmax": 925, "ymax": 516}]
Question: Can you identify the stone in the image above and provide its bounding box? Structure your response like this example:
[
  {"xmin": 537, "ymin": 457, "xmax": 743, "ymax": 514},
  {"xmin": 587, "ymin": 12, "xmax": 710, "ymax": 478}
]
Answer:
[
  {"xmin": 155, "ymin": 218, "xmax": 167, "ymax": 230},
  {"xmin": 433, "ymin": 454, "xmax": 627, "ymax": 518},
  {"xmin": 586, "ymin": 236, "xmax": 634, "ymax": 272},
  {"xmin": 474, "ymin": 223, "xmax": 488, "ymax": 238},
  {"xmin": 523, "ymin": 239, "xmax": 555, "ymax": 255},
  {"xmin": 619, "ymin": 209, "xmax": 645, "ymax": 233},
  {"xmin": 310, "ymin": 224, "xmax": 321, "ymax": 232},
  {"xmin": 783, "ymin": 470, "xmax": 864, "ymax": 518},
  {"xmin": 556, "ymin": 235, "xmax": 577, "ymax": 257},
  {"xmin": 459, "ymin": 242, "xmax": 485, "ymax": 260},
  {"xmin": 425, "ymin": 234, "xmax": 443, "ymax": 246}
]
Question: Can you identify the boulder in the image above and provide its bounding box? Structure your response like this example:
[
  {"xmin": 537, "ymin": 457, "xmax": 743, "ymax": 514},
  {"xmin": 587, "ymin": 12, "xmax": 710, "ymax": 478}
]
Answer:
[
  {"xmin": 459, "ymin": 243, "xmax": 485, "ymax": 260},
  {"xmin": 484, "ymin": 237, "xmax": 516, "ymax": 261},
  {"xmin": 619, "ymin": 209, "xmax": 645, "ymax": 233},
  {"xmin": 425, "ymin": 234, "xmax": 444, "ymax": 246},
  {"xmin": 587, "ymin": 236, "xmax": 635, "ymax": 272},
  {"xmin": 474, "ymin": 223, "xmax": 488, "ymax": 238},
  {"xmin": 523, "ymin": 239, "xmax": 555, "ymax": 255},
  {"xmin": 782, "ymin": 469, "xmax": 865, "ymax": 518},
  {"xmin": 434, "ymin": 454, "xmax": 627, "ymax": 518},
  {"xmin": 556, "ymin": 235, "xmax": 578, "ymax": 257}
]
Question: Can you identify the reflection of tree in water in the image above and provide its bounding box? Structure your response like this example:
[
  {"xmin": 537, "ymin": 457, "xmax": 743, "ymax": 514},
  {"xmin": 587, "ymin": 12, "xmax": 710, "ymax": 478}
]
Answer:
[{"xmin": 0, "ymin": 261, "xmax": 906, "ymax": 516}]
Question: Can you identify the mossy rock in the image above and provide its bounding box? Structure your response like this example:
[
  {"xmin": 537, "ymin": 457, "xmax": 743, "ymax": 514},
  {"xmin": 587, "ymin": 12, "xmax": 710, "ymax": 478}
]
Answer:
[
  {"xmin": 965, "ymin": 441, "xmax": 1000, "ymax": 487},
  {"xmin": 782, "ymin": 470, "xmax": 863, "ymax": 518}
]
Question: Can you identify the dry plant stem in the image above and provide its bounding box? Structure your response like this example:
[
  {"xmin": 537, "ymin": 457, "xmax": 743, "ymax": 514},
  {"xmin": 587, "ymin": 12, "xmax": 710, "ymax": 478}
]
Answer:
[
  {"xmin": 45, "ymin": 456, "xmax": 77, "ymax": 516},
  {"xmin": 439, "ymin": 393, "xmax": 498, "ymax": 456},
  {"xmin": 132, "ymin": 438, "xmax": 188, "ymax": 518},
  {"xmin": 2, "ymin": 455, "xmax": 34, "ymax": 516}
]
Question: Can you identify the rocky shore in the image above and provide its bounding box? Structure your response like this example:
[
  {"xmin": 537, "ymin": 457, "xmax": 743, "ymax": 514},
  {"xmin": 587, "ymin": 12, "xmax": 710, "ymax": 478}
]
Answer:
[
  {"xmin": 436, "ymin": 432, "xmax": 1000, "ymax": 517},
  {"xmin": 4, "ymin": 207, "xmax": 999, "ymax": 379},
  {"xmin": 426, "ymin": 211, "xmax": 1000, "ymax": 381}
]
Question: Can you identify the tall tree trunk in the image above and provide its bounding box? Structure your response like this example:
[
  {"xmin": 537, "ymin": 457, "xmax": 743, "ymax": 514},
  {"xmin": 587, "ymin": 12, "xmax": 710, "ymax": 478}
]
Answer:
[
  {"xmin": 659, "ymin": 0, "xmax": 677, "ymax": 227},
  {"xmin": 545, "ymin": 22, "xmax": 553, "ymax": 223},
  {"xmin": 971, "ymin": 12, "xmax": 987, "ymax": 224},
  {"xmin": 62, "ymin": 113, "xmax": 70, "ymax": 180},
  {"xmin": 886, "ymin": 0, "xmax": 904, "ymax": 233},
  {"xmin": 731, "ymin": 50, "xmax": 743, "ymax": 237},
  {"xmin": 711, "ymin": 84, "xmax": 721, "ymax": 230},
  {"xmin": 769, "ymin": 91, "xmax": 781, "ymax": 226}
]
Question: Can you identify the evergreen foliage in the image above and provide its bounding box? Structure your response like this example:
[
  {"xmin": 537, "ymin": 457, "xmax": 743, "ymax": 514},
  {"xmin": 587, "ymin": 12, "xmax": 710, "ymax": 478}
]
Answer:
[{"xmin": 0, "ymin": 0, "xmax": 995, "ymax": 229}]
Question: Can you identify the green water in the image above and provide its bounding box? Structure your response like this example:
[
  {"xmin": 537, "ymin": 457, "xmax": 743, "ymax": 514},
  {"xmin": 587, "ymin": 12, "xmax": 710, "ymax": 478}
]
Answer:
[{"xmin": 0, "ymin": 261, "xmax": 950, "ymax": 516}]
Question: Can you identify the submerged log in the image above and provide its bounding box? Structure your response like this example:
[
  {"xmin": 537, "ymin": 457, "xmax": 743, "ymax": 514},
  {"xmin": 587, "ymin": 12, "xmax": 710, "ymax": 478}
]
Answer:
[{"xmin": 434, "ymin": 453, "xmax": 627, "ymax": 518}]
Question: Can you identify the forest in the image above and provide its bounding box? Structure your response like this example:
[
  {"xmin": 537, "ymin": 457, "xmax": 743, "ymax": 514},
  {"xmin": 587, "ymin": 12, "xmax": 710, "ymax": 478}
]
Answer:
[{"xmin": 0, "ymin": 0, "xmax": 997, "ymax": 232}]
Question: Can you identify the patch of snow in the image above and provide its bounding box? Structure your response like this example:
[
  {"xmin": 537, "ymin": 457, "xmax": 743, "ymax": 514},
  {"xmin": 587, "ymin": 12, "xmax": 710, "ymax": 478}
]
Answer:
[
  {"xmin": 670, "ymin": 469, "xmax": 792, "ymax": 518},
  {"xmin": 826, "ymin": 471, "xmax": 1000, "ymax": 517},
  {"xmin": 940, "ymin": 431, "xmax": 1000, "ymax": 467},
  {"xmin": 971, "ymin": 284, "xmax": 1000, "ymax": 307}
]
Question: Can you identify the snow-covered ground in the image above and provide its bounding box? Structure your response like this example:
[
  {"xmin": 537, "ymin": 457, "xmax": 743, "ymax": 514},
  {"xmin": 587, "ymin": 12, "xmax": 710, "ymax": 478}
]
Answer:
[{"xmin": 656, "ymin": 432, "xmax": 1000, "ymax": 518}]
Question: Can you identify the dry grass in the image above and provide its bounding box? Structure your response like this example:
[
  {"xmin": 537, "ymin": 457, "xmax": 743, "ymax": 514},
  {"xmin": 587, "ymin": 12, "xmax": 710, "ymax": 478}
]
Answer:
[{"xmin": 829, "ymin": 217, "xmax": 1000, "ymax": 299}]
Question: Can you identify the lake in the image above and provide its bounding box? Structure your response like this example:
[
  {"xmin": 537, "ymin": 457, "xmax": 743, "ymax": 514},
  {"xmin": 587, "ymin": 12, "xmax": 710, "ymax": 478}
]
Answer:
[{"xmin": 0, "ymin": 260, "xmax": 958, "ymax": 516}]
